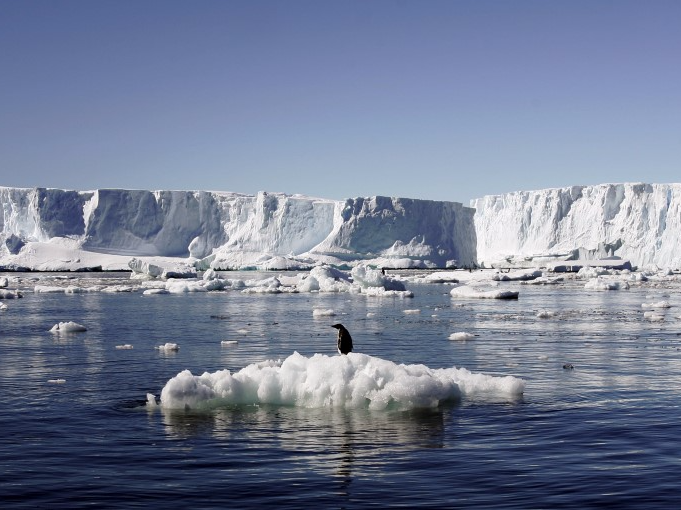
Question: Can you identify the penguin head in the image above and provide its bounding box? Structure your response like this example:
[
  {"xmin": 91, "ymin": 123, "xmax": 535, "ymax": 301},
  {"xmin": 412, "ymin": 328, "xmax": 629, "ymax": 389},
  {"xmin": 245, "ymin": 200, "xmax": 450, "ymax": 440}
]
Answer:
[{"xmin": 331, "ymin": 323, "xmax": 344, "ymax": 330}]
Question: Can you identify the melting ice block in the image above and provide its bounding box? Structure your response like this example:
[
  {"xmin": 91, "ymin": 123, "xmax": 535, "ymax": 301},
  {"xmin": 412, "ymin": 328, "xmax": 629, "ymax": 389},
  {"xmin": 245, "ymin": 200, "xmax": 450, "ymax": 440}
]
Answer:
[
  {"xmin": 156, "ymin": 352, "xmax": 525, "ymax": 411},
  {"xmin": 50, "ymin": 321, "xmax": 87, "ymax": 333}
]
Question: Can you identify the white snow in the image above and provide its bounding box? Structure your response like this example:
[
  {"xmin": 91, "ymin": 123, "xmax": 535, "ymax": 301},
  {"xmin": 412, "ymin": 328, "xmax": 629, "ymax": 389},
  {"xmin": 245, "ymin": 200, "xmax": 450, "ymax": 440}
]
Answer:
[
  {"xmin": 50, "ymin": 321, "xmax": 87, "ymax": 333},
  {"xmin": 153, "ymin": 351, "xmax": 525, "ymax": 411}
]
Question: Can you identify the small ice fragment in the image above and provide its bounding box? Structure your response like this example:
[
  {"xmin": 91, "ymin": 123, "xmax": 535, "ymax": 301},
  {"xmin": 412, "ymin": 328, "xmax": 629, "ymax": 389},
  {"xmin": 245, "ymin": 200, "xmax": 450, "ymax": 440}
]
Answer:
[
  {"xmin": 404, "ymin": 309, "xmax": 420, "ymax": 314},
  {"xmin": 47, "ymin": 379, "xmax": 66, "ymax": 384},
  {"xmin": 641, "ymin": 301, "xmax": 671, "ymax": 309},
  {"xmin": 50, "ymin": 321, "xmax": 87, "ymax": 333},
  {"xmin": 536, "ymin": 310, "xmax": 555, "ymax": 319},
  {"xmin": 236, "ymin": 329, "xmax": 249, "ymax": 335},
  {"xmin": 221, "ymin": 340, "xmax": 238, "ymax": 346},
  {"xmin": 313, "ymin": 308, "xmax": 336, "ymax": 317},
  {"xmin": 115, "ymin": 344, "xmax": 134, "ymax": 350},
  {"xmin": 449, "ymin": 332, "xmax": 475, "ymax": 341},
  {"xmin": 146, "ymin": 393, "xmax": 158, "ymax": 407},
  {"xmin": 156, "ymin": 343, "xmax": 179, "ymax": 351}
]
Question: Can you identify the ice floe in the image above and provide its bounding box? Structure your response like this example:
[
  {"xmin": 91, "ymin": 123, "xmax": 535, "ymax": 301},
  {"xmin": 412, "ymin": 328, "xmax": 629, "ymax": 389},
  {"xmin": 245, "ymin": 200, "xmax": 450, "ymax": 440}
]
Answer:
[
  {"xmin": 50, "ymin": 321, "xmax": 87, "ymax": 333},
  {"xmin": 151, "ymin": 351, "xmax": 525, "ymax": 411}
]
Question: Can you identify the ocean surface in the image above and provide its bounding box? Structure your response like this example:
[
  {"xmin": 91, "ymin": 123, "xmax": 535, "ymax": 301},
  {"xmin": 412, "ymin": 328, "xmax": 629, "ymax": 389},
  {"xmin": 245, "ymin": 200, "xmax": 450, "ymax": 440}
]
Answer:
[{"xmin": 2, "ymin": 270, "xmax": 681, "ymax": 508}]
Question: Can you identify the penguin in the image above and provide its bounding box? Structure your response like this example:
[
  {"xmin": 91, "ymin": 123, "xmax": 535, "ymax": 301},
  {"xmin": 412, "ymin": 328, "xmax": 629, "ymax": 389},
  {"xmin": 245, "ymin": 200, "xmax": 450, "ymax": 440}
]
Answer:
[{"xmin": 331, "ymin": 323, "xmax": 353, "ymax": 355}]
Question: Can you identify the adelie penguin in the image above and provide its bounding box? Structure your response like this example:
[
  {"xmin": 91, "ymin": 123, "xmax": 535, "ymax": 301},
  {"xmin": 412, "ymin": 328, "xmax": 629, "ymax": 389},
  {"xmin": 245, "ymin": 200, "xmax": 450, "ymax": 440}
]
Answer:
[{"xmin": 331, "ymin": 323, "xmax": 353, "ymax": 355}]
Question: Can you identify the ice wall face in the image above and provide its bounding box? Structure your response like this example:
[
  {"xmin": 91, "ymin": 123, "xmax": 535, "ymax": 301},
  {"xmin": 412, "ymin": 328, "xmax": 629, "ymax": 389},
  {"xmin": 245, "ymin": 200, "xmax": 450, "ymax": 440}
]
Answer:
[
  {"xmin": 473, "ymin": 183, "xmax": 681, "ymax": 269},
  {"xmin": 310, "ymin": 196, "xmax": 476, "ymax": 267},
  {"xmin": 0, "ymin": 187, "xmax": 476, "ymax": 270}
]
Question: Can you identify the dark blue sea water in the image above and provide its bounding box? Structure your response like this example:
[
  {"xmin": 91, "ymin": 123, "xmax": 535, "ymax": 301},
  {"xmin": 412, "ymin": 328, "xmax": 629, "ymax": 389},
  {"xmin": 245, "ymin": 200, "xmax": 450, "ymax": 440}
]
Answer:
[{"xmin": 2, "ymin": 271, "xmax": 681, "ymax": 508}]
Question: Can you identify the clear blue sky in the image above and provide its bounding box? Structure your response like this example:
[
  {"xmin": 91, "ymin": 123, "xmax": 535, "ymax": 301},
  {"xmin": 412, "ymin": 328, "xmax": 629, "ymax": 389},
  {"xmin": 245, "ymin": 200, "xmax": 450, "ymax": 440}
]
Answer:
[{"xmin": 1, "ymin": 0, "xmax": 679, "ymax": 204}]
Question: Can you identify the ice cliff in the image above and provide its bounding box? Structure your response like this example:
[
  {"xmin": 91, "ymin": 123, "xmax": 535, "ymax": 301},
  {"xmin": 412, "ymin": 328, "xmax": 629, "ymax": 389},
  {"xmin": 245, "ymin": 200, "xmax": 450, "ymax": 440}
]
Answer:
[
  {"xmin": 0, "ymin": 187, "xmax": 475, "ymax": 271},
  {"xmin": 472, "ymin": 183, "xmax": 681, "ymax": 269}
]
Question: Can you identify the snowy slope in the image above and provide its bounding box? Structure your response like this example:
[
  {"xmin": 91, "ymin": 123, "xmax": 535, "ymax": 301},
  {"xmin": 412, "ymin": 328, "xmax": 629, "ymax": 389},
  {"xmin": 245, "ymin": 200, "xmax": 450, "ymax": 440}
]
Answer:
[
  {"xmin": 472, "ymin": 183, "xmax": 681, "ymax": 269},
  {"xmin": 0, "ymin": 187, "xmax": 476, "ymax": 270}
]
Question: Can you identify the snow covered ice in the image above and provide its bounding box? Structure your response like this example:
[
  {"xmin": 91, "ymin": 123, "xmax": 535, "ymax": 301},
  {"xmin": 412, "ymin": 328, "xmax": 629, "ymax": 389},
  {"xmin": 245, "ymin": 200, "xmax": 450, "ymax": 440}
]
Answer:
[
  {"xmin": 0, "ymin": 187, "xmax": 475, "ymax": 272},
  {"xmin": 152, "ymin": 352, "xmax": 525, "ymax": 411},
  {"xmin": 3, "ymin": 183, "xmax": 681, "ymax": 273}
]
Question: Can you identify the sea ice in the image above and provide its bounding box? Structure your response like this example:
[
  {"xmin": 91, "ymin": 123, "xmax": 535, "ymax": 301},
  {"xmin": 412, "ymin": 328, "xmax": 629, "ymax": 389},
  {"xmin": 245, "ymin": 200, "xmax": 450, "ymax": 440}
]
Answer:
[
  {"xmin": 50, "ymin": 321, "xmax": 87, "ymax": 333},
  {"xmin": 450, "ymin": 285, "xmax": 519, "ymax": 300},
  {"xmin": 584, "ymin": 278, "xmax": 630, "ymax": 291},
  {"xmin": 313, "ymin": 308, "xmax": 336, "ymax": 317},
  {"xmin": 641, "ymin": 301, "xmax": 671, "ymax": 309},
  {"xmin": 154, "ymin": 351, "xmax": 525, "ymax": 411},
  {"xmin": 156, "ymin": 343, "xmax": 179, "ymax": 352},
  {"xmin": 449, "ymin": 332, "xmax": 475, "ymax": 341}
]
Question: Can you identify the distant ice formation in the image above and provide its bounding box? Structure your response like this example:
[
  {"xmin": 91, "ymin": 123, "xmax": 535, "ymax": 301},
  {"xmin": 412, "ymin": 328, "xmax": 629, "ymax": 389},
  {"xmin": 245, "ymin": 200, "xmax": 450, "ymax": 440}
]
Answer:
[
  {"xmin": 0, "ymin": 187, "xmax": 475, "ymax": 271},
  {"xmin": 2, "ymin": 183, "xmax": 681, "ymax": 272},
  {"xmin": 473, "ymin": 183, "xmax": 681, "ymax": 269}
]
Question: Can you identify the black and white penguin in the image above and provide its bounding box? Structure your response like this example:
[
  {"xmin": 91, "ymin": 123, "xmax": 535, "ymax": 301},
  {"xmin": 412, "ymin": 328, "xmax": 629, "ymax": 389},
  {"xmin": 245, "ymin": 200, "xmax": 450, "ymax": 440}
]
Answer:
[{"xmin": 331, "ymin": 323, "xmax": 353, "ymax": 355}]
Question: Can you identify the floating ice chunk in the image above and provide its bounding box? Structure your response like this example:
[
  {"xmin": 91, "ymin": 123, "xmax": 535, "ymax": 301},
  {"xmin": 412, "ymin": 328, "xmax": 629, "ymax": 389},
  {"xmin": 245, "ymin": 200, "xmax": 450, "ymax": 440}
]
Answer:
[
  {"xmin": 522, "ymin": 276, "xmax": 564, "ymax": 285},
  {"xmin": 300, "ymin": 265, "xmax": 354, "ymax": 293},
  {"xmin": 156, "ymin": 343, "xmax": 179, "ymax": 352},
  {"xmin": 584, "ymin": 278, "xmax": 630, "ymax": 291},
  {"xmin": 313, "ymin": 308, "xmax": 336, "ymax": 317},
  {"xmin": 0, "ymin": 289, "xmax": 22, "ymax": 299},
  {"xmin": 143, "ymin": 288, "xmax": 170, "ymax": 295},
  {"xmin": 351, "ymin": 265, "xmax": 407, "ymax": 292},
  {"xmin": 0, "ymin": 277, "xmax": 8, "ymax": 288},
  {"xmin": 576, "ymin": 267, "xmax": 612, "ymax": 279},
  {"xmin": 492, "ymin": 269, "xmax": 542, "ymax": 281},
  {"xmin": 64, "ymin": 285, "xmax": 99, "ymax": 294},
  {"xmin": 129, "ymin": 258, "xmax": 196, "ymax": 279},
  {"xmin": 422, "ymin": 271, "xmax": 459, "ymax": 284},
  {"xmin": 101, "ymin": 285, "xmax": 136, "ymax": 293},
  {"xmin": 221, "ymin": 340, "xmax": 238, "ymax": 346},
  {"xmin": 241, "ymin": 276, "xmax": 284, "ymax": 294},
  {"xmin": 0, "ymin": 303, "xmax": 7, "ymax": 310},
  {"xmin": 404, "ymin": 309, "xmax": 420, "ymax": 314},
  {"xmin": 47, "ymin": 379, "xmax": 66, "ymax": 384},
  {"xmin": 449, "ymin": 332, "xmax": 475, "ymax": 341},
  {"xmin": 641, "ymin": 301, "xmax": 671, "ymax": 309},
  {"xmin": 146, "ymin": 393, "xmax": 158, "ymax": 407},
  {"xmin": 156, "ymin": 352, "xmax": 525, "ymax": 411},
  {"xmin": 50, "ymin": 321, "xmax": 87, "ymax": 333},
  {"xmin": 165, "ymin": 280, "xmax": 208, "ymax": 293},
  {"xmin": 450, "ymin": 285, "xmax": 519, "ymax": 300},
  {"xmin": 536, "ymin": 310, "xmax": 556, "ymax": 319},
  {"xmin": 35, "ymin": 285, "xmax": 64, "ymax": 293},
  {"xmin": 361, "ymin": 287, "xmax": 414, "ymax": 298},
  {"xmin": 115, "ymin": 344, "xmax": 134, "ymax": 349}
]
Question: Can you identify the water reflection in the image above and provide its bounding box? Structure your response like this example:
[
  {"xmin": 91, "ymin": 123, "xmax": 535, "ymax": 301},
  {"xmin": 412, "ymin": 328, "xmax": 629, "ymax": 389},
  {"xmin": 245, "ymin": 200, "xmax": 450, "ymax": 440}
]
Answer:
[{"xmin": 157, "ymin": 402, "xmax": 448, "ymax": 486}]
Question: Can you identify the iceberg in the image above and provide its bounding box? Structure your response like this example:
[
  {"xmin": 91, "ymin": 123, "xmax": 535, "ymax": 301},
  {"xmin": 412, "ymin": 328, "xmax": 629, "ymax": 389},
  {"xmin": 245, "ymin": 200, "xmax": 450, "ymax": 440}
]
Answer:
[
  {"xmin": 473, "ymin": 183, "xmax": 681, "ymax": 270},
  {"xmin": 152, "ymin": 351, "xmax": 525, "ymax": 411},
  {"xmin": 0, "ymin": 187, "xmax": 476, "ymax": 271}
]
